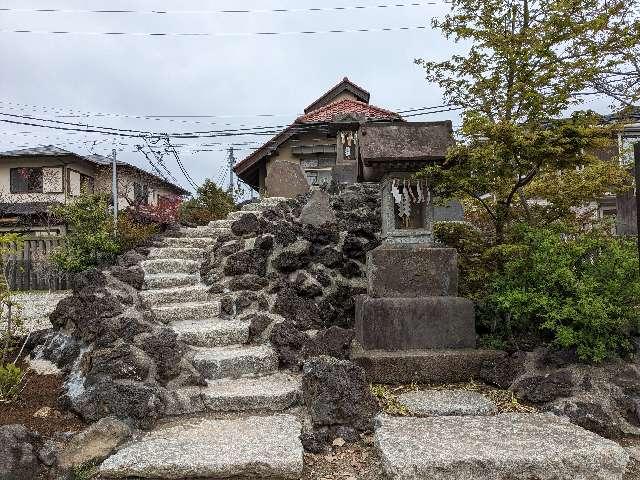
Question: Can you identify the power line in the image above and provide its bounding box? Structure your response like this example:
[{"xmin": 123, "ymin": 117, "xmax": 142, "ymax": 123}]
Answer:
[
  {"xmin": 0, "ymin": 3, "xmax": 438, "ymax": 16},
  {"xmin": 1, "ymin": 25, "xmax": 429, "ymax": 38}
]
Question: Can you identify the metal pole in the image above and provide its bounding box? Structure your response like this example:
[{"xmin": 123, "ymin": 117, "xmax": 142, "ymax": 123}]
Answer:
[
  {"xmin": 634, "ymin": 141, "xmax": 640, "ymax": 274},
  {"xmin": 227, "ymin": 147, "xmax": 235, "ymax": 194},
  {"xmin": 112, "ymin": 148, "xmax": 118, "ymax": 228}
]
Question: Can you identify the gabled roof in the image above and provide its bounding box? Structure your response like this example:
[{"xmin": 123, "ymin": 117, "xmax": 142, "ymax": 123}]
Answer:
[
  {"xmin": 304, "ymin": 77, "xmax": 371, "ymax": 114},
  {"xmin": 0, "ymin": 145, "xmax": 190, "ymax": 196},
  {"xmin": 298, "ymin": 98, "xmax": 401, "ymax": 124}
]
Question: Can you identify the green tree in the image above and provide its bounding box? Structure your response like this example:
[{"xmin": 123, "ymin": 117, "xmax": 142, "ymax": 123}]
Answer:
[
  {"xmin": 179, "ymin": 179, "xmax": 236, "ymax": 226},
  {"xmin": 417, "ymin": 0, "xmax": 634, "ymax": 242}
]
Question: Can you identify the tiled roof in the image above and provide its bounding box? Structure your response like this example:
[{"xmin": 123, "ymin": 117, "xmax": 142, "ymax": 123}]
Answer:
[
  {"xmin": 297, "ymin": 98, "xmax": 401, "ymax": 123},
  {"xmin": 0, "ymin": 145, "xmax": 76, "ymax": 157},
  {"xmin": 303, "ymin": 77, "xmax": 370, "ymax": 113}
]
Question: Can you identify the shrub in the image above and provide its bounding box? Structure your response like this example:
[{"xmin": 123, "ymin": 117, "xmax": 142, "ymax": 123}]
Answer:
[
  {"xmin": 179, "ymin": 179, "xmax": 236, "ymax": 226},
  {"xmin": 0, "ymin": 363, "xmax": 24, "ymax": 402},
  {"xmin": 485, "ymin": 224, "xmax": 640, "ymax": 362},
  {"xmin": 116, "ymin": 212, "xmax": 158, "ymax": 253}
]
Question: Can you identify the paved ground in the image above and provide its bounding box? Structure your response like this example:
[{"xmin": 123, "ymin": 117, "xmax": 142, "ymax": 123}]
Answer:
[{"xmin": 11, "ymin": 291, "xmax": 70, "ymax": 332}]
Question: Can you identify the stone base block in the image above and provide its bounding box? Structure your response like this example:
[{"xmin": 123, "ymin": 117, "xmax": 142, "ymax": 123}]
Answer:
[
  {"xmin": 367, "ymin": 244, "xmax": 458, "ymax": 297},
  {"xmin": 351, "ymin": 343, "xmax": 506, "ymax": 384},
  {"xmin": 355, "ymin": 295, "xmax": 475, "ymax": 350}
]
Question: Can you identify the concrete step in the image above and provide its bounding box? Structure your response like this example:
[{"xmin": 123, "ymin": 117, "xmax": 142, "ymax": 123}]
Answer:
[
  {"xmin": 141, "ymin": 259, "xmax": 200, "ymax": 275},
  {"xmin": 152, "ymin": 301, "xmax": 221, "ymax": 323},
  {"xmin": 100, "ymin": 415, "xmax": 303, "ymax": 479},
  {"xmin": 161, "ymin": 236, "xmax": 217, "ymax": 248},
  {"xmin": 144, "ymin": 274, "xmax": 200, "ymax": 290},
  {"xmin": 202, "ymin": 373, "xmax": 301, "ymax": 412},
  {"xmin": 140, "ymin": 285, "xmax": 210, "ymax": 306},
  {"xmin": 192, "ymin": 345, "xmax": 278, "ymax": 380},
  {"xmin": 147, "ymin": 247, "xmax": 204, "ymax": 261},
  {"xmin": 208, "ymin": 219, "xmax": 233, "ymax": 229},
  {"xmin": 375, "ymin": 413, "xmax": 629, "ymax": 480},
  {"xmin": 171, "ymin": 319, "xmax": 249, "ymax": 348},
  {"xmin": 179, "ymin": 227, "xmax": 232, "ymax": 238}
]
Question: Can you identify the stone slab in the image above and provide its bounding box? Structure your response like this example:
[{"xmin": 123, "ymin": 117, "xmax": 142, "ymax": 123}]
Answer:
[
  {"xmin": 265, "ymin": 160, "xmax": 310, "ymax": 198},
  {"xmin": 367, "ymin": 244, "xmax": 458, "ymax": 298},
  {"xmin": 100, "ymin": 415, "xmax": 303, "ymax": 479},
  {"xmin": 351, "ymin": 343, "xmax": 506, "ymax": 384},
  {"xmin": 298, "ymin": 189, "xmax": 337, "ymax": 227},
  {"xmin": 375, "ymin": 413, "xmax": 629, "ymax": 480},
  {"xmin": 397, "ymin": 389, "xmax": 496, "ymax": 416},
  {"xmin": 355, "ymin": 295, "xmax": 475, "ymax": 350}
]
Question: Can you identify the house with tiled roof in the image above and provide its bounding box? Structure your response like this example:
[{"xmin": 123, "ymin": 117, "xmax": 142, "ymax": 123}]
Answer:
[
  {"xmin": 234, "ymin": 77, "xmax": 454, "ymax": 197},
  {"xmin": 0, "ymin": 145, "xmax": 189, "ymax": 235}
]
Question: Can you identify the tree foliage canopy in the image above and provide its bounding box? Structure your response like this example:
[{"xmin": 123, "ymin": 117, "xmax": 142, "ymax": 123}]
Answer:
[{"xmin": 179, "ymin": 179, "xmax": 236, "ymax": 226}]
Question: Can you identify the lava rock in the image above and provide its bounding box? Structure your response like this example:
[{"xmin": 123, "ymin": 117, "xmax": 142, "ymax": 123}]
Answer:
[
  {"xmin": 480, "ymin": 351, "xmax": 527, "ymax": 389},
  {"xmin": 293, "ymin": 271, "xmax": 323, "ymax": 298},
  {"xmin": 0, "ymin": 425, "xmax": 41, "ymax": 480},
  {"xmin": 272, "ymin": 286, "xmax": 322, "ymax": 329},
  {"xmin": 231, "ymin": 213, "xmax": 261, "ymax": 236},
  {"xmin": 224, "ymin": 248, "xmax": 268, "ymax": 277},
  {"xmin": 109, "ymin": 265, "xmax": 145, "ymax": 290},
  {"xmin": 318, "ymin": 283, "xmax": 365, "ymax": 329},
  {"xmin": 255, "ymin": 234, "xmax": 275, "ymax": 251},
  {"xmin": 271, "ymin": 240, "xmax": 312, "ymax": 273},
  {"xmin": 136, "ymin": 328, "xmax": 187, "ymax": 382},
  {"xmin": 303, "ymin": 327, "xmax": 355, "ymax": 360},
  {"xmin": 87, "ymin": 343, "xmax": 152, "ymax": 382},
  {"xmin": 339, "ymin": 260, "xmax": 363, "ymax": 279},
  {"xmin": 218, "ymin": 240, "xmax": 244, "ymax": 257},
  {"xmin": 300, "ymin": 427, "xmax": 330, "ymax": 454},
  {"xmin": 269, "ymin": 321, "xmax": 311, "ymax": 369},
  {"xmin": 302, "ymin": 356, "xmax": 380, "ymax": 431},
  {"xmin": 301, "ymin": 224, "xmax": 339, "ymax": 246},
  {"xmin": 228, "ymin": 274, "xmax": 269, "ymax": 292},
  {"xmin": 314, "ymin": 247, "xmax": 345, "ymax": 269},
  {"xmin": 547, "ymin": 399, "xmax": 625, "ymax": 438},
  {"xmin": 512, "ymin": 370, "xmax": 575, "ymax": 404},
  {"xmin": 246, "ymin": 313, "xmax": 275, "ymax": 340}
]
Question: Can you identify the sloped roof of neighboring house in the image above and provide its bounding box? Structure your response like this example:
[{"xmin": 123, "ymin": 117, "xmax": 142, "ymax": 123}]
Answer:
[
  {"xmin": 0, "ymin": 145, "xmax": 190, "ymax": 196},
  {"xmin": 304, "ymin": 77, "xmax": 370, "ymax": 114},
  {"xmin": 0, "ymin": 202, "xmax": 51, "ymax": 216}
]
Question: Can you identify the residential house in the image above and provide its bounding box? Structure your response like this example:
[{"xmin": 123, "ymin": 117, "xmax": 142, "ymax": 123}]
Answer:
[
  {"xmin": 0, "ymin": 145, "xmax": 189, "ymax": 235},
  {"xmin": 234, "ymin": 77, "xmax": 454, "ymax": 197}
]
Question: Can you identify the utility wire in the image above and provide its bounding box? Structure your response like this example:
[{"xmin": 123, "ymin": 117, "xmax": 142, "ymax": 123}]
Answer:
[
  {"xmin": 1, "ymin": 25, "xmax": 429, "ymax": 37},
  {"xmin": 0, "ymin": 3, "xmax": 438, "ymax": 15}
]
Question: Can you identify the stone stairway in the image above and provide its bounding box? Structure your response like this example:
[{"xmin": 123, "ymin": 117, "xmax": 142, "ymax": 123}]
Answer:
[{"xmin": 101, "ymin": 198, "xmax": 305, "ymax": 479}]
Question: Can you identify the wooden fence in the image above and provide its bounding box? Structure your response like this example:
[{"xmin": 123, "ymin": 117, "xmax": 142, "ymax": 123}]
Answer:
[{"xmin": 2, "ymin": 237, "xmax": 70, "ymax": 291}]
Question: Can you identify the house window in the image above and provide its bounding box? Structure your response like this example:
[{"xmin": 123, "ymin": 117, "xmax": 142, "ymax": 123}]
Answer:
[
  {"xmin": 134, "ymin": 183, "xmax": 149, "ymax": 205},
  {"xmin": 10, "ymin": 167, "xmax": 43, "ymax": 193},
  {"xmin": 305, "ymin": 171, "xmax": 319, "ymax": 186},
  {"xmin": 80, "ymin": 174, "xmax": 94, "ymax": 194}
]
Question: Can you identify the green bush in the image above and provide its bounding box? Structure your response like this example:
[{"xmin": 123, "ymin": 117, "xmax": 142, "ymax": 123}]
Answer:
[
  {"xmin": 0, "ymin": 363, "xmax": 23, "ymax": 401},
  {"xmin": 179, "ymin": 179, "xmax": 236, "ymax": 226},
  {"xmin": 484, "ymin": 224, "xmax": 640, "ymax": 362}
]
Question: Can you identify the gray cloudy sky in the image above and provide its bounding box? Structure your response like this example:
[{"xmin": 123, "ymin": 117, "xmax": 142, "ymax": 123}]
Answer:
[{"xmin": 0, "ymin": 0, "xmax": 611, "ymax": 194}]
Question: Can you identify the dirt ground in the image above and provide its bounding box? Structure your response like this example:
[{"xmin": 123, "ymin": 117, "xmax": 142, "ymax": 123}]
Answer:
[
  {"xmin": 0, "ymin": 370, "xmax": 86, "ymax": 439},
  {"xmin": 302, "ymin": 436, "xmax": 387, "ymax": 480}
]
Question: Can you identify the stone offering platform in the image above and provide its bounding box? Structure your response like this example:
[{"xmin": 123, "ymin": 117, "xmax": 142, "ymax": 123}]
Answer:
[{"xmin": 375, "ymin": 413, "xmax": 629, "ymax": 479}]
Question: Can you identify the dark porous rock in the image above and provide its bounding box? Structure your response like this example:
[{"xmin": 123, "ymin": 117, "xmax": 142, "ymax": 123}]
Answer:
[
  {"xmin": 262, "ymin": 220, "xmax": 300, "ymax": 247},
  {"xmin": 611, "ymin": 364, "xmax": 640, "ymax": 396},
  {"xmin": 136, "ymin": 328, "xmax": 188, "ymax": 382},
  {"xmin": 70, "ymin": 268, "xmax": 107, "ymax": 293},
  {"xmin": 208, "ymin": 283, "xmax": 224, "ymax": 295},
  {"xmin": 261, "ymin": 208, "xmax": 282, "ymax": 222},
  {"xmin": 220, "ymin": 296, "xmax": 234, "ymax": 316},
  {"xmin": 309, "ymin": 265, "xmax": 333, "ymax": 287},
  {"xmin": 339, "ymin": 260, "xmax": 363, "ymax": 279},
  {"xmin": 272, "ymin": 286, "xmax": 322, "ymax": 329},
  {"xmin": 315, "ymin": 247, "xmax": 345, "ymax": 269},
  {"xmin": 234, "ymin": 291, "xmax": 259, "ymax": 314},
  {"xmin": 224, "ymin": 248, "xmax": 268, "ymax": 277},
  {"xmin": 218, "ymin": 239, "xmax": 244, "ymax": 257},
  {"xmin": 302, "ymin": 356, "xmax": 380, "ymax": 431},
  {"xmin": 246, "ymin": 313, "xmax": 274, "ymax": 340},
  {"xmin": 318, "ymin": 283, "xmax": 365, "ymax": 329},
  {"xmin": 109, "ymin": 265, "xmax": 145, "ymax": 290},
  {"xmin": 301, "ymin": 223, "xmax": 339, "ymax": 246},
  {"xmin": 0, "ymin": 424, "xmax": 41, "ymax": 480},
  {"xmin": 231, "ymin": 213, "xmax": 261, "ymax": 236},
  {"xmin": 116, "ymin": 250, "xmax": 146, "ymax": 268},
  {"xmin": 512, "ymin": 370, "xmax": 575, "ymax": 404},
  {"xmin": 480, "ymin": 351, "xmax": 528, "ymax": 389},
  {"xmin": 269, "ymin": 321, "xmax": 311, "ymax": 369},
  {"xmin": 342, "ymin": 235, "xmax": 368, "ymax": 261},
  {"xmin": 332, "ymin": 425, "xmax": 360, "ymax": 443},
  {"xmin": 303, "ymin": 327, "xmax": 355, "ymax": 360},
  {"xmin": 255, "ymin": 234, "xmax": 275, "ymax": 251},
  {"xmin": 87, "ymin": 343, "xmax": 152, "ymax": 382},
  {"xmin": 29, "ymin": 331, "xmax": 81, "ymax": 373},
  {"xmin": 228, "ymin": 274, "xmax": 269, "ymax": 292},
  {"xmin": 271, "ymin": 240, "xmax": 312, "ymax": 273},
  {"xmin": 300, "ymin": 428, "xmax": 330, "ymax": 454},
  {"xmin": 293, "ymin": 271, "xmax": 323, "ymax": 298},
  {"xmin": 538, "ymin": 348, "xmax": 580, "ymax": 369},
  {"xmin": 548, "ymin": 399, "xmax": 626, "ymax": 438}
]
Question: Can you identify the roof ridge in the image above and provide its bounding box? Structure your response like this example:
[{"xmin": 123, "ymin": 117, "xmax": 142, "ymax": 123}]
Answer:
[{"xmin": 297, "ymin": 97, "xmax": 401, "ymax": 123}]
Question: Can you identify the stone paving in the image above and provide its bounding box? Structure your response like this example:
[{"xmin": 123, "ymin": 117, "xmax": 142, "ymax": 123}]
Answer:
[
  {"xmin": 101, "ymin": 197, "xmax": 305, "ymax": 479},
  {"xmin": 397, "ymin": 389, "xmax": 497, "ymax": 417}
]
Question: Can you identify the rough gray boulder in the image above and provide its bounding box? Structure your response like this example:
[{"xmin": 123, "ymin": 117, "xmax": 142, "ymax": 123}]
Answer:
[
  {"xmin": 375, "ymin": 413, "xmax": 629, "ymax": 480},
  {"xmin": 231, "ymin": 212, "xmax": 261, "ymax": 236},
  {"xmin": 0, "ymin": 425, "xmax": 41, "ymax": 480},
  {"xmin": 298, "ymin": 189, "xmax": 337, "ymax": 227},
  {"xmin": 271, "ymin": 240, "xmax": 312, "ymax": 273},
  {"xmin": 397, "ymin": 389, "xmax": 497, "ymax": 417},
  {"xmin": 223, "ymin": 248, "xmax": 268, "ymax": 277},
  {"xmin": 302, "ymin": 356, "xmax": 380, "ymax": 431}
]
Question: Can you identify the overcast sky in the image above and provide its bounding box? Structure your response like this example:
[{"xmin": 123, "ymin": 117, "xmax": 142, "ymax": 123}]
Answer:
[{"xmin": 0, "ymin": 0, "xmax": 612, "ymax": 195}]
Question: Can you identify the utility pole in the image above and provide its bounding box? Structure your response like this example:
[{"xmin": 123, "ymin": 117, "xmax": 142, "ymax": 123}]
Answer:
[
  {"xmin": 635, "ymin": 142, "xmax": 640, "ymax": 274},
  {"xmin": 227, "ymin": 147, "xmax": 236, "ymax": 194},
  {"xmin": 111, "ymin": 148, "xmax": 118, "ymax": 228}
]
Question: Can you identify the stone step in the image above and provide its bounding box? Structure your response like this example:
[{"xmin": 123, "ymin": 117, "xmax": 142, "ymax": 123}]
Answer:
[
  {"xmin": 202, "ymin": 373, "xmax": 301, "ymax": 412},
  {"xmin": 140, "ymin": 285, "xmax": 210, "ymax": 306},
  {"xmin": 99, "ymin": 415, "xmax": 303, "ymax": 479},
  {"xmin": 374, "ymin": 413, "xmax": 629, "ymax": 480},
  {"xmin": 147, "ymin": 247, "xmax": 204, "ymax": 261},
  {"xmin": 141, "ymin": 259, "xmax": 200, "ymax": 275},
  {"xmin": 171, "ymin": 319, "xmax": 249, "ymax": 347},
  {"xmin": 227, "ymin": 210, "xmax": 259, "ymax": 221},
  {"xmin": 179, "ymin": 227, "xmax": 232, "ymax": 238},
  {"xmin": 152, "ymin": 301, "xmax": 221, "ymax": 323},
  {"xmin": 161, "ymin": 236, "xmax": 217, "ymax": 248},
  {"xmin": 242, "ymin": 197, "xmax": 287, "ymax": 211},
  {"xmin": 208, "ymin": 219, "xmax": 233, "ymax": 228},
  {"xmin": 144, "ymin": 274, "xmax": 200, "ymax": 290},
  {"xmin": 192, "ymin": 345, "xmax": 278, "ymax": 380}
]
